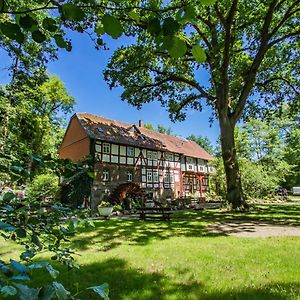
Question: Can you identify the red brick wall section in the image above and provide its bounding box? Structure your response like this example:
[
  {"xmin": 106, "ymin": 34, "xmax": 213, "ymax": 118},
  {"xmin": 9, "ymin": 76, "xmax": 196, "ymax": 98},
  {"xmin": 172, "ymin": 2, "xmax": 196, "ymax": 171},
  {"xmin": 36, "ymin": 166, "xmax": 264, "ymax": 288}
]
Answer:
[{"xmin": 59, "ymin": 116, "xmax": 90, "ymax": 161}]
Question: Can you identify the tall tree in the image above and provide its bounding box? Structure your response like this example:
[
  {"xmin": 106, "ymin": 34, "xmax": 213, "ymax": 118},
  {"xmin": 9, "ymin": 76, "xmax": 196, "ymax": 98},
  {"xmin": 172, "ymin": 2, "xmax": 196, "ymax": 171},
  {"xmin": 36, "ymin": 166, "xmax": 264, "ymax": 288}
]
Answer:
[
  {"xmin": 0, "ymin": 74, "xmax": 74, "ymax": 182},
  {"xmin": 102, "ymin": 0, "xmax": 300, "ymax": 208}
]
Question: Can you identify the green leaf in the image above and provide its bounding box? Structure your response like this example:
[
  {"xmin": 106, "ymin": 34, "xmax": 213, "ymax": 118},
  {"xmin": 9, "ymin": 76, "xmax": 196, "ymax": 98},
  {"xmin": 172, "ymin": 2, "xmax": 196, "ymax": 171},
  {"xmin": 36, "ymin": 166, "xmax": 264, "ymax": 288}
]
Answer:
[
  {"xmin": 15, "ymin": 228, "xmax": 27, "ymax": 238},
  {"xmin": 31, "ymin": 234, "xmax": 42, "ymax": 249},
  {"xmin": 20, "ymin": 249, "xmax": 36, "ymax": 261},
  {"xmin": 201, "ymin": 0, "xmax": 218, "ymax": 5},
  {"xmin": 39, "ymin": 285, "xmax": 56, "ymax": 300},
  {"xmin": 0, "ymin": 0, "xmax": 8, "ymax": 12},
  {"xmin": 2, "ymin": 191, "xmax": 15, "ymax": 201},
  {"xmin": 147, "ymin": 18, "xmax": 161, "ymax": 36},
  {"xmin": 128, "ymin": 11, "xmax": 139, "ymax": 22},
  {"xmin": 54, "ymin": 34, "xmax": 67, "ymax": 48},
  {"xmin": 162, "ymin": 17, "xmax": 180, "ymax": 36},
  {"xmin": 0, "ymin": 22, "xmax": 25, "ymax": 44},
  {"xmin": 102, "ymin": 14, "xmax": 123, "ymax": 39},
  {"xmin": 192, "ymin": 45, "xmax": 206, "ymax": 63},
  {"xmin": 11, "ymin": 275, "xmax": 30, "ymax": 281},
  {"xmin": 32, "ymin": 30, "xmax": 47, "ymax": 43},
  {"xmin": 95, "ymin": 22, "xmax": 105, "ymax": 35},
  {"xmin": 10, "ymin": 260, "xmax": 29, "ymax": 274},
  {"xmin": 14, "ymin": 284, "xmax": 39, "ymax": 300},
  {"xmin": 1, "ymin": 286, "xmax": 17, "ymax": 296},
  {"xmin": 46, "ymin": 264, "xmax": 59, "ymax": 279},
  {"xmin": 19, "ymin": 15, "xmax": 37, "ymax": 30},
  {"xmin": 183, "ymin": 5, "xmax": 197, "ymax": 22},
  {"xmin": 0, "ymin": 221, "xmax": 16, "ymax": 231},
  {"xmin": 42, "ymin": 17, "xmax": 57, "ymax": 32},
  {"xmin": 166, "ymin": 37, "xmax": 187, "ymax": 59},
  {"xmin": 60, "ymin": 4, "xmax": 85, "ymax": 21},
  {"xmin": 87, "ymin": 283, "xmax": 110, "ymax": 300},
  {"xmin": 53, "ymin": 282, "xmax": 70, "ymax": 300}
]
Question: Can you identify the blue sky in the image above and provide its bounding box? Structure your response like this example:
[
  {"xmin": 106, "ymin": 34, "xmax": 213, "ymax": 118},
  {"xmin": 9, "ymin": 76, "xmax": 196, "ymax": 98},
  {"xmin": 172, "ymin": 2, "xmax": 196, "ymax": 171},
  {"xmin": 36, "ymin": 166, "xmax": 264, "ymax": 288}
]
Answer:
[{"xmin": 0, "ymin": 31, "xmax": 220, "ymax": 145}]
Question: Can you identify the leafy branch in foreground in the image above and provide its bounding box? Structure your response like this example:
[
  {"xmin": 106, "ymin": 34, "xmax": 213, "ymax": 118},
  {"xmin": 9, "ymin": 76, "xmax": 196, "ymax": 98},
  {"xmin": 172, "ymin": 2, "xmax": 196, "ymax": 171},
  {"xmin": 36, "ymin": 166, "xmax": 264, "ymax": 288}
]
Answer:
[{"xmin": 0, "ymin": 191, "xmax": 109, "ymax": 299}]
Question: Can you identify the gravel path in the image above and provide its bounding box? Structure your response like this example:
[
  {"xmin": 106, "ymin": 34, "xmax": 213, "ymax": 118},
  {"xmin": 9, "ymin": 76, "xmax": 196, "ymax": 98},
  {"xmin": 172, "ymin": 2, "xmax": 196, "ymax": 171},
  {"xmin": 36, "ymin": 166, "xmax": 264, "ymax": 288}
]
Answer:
[{"xmin": 207, "ymin": 220, "xmax": 300, "ymax": 237}]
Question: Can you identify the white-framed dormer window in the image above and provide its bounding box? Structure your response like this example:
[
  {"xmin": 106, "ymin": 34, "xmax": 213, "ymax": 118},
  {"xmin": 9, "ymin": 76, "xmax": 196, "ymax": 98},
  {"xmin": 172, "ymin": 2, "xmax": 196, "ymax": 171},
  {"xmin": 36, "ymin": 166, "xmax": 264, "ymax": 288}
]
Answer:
[
  {"xmin": 102, "ymin": 169, "xmax": 109, "ymax": 181},
  {"xmin": 127, "ymin": 146, "xmax": 134, "ymax": 157},
  {"xmin": 102, "ymin": 143, "xmax": 110, "ymax": 154},
  {"xmin": 127, "ymin": 170, "xmax": 133, "ymax": 182}
]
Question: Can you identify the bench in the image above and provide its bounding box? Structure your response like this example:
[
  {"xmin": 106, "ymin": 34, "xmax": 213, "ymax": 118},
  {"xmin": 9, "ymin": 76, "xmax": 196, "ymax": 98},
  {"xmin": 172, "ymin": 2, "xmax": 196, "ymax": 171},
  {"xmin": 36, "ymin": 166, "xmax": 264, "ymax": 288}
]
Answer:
[{"xmin": 136, "ymin": 207, "xmax": 173, "ymax": 221}]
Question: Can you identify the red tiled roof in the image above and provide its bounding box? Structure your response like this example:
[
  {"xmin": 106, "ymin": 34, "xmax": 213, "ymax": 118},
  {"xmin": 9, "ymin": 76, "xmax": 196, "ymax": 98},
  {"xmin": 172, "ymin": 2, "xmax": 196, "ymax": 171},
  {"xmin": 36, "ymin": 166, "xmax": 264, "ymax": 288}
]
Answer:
[{"xmin": 76, "ymin": 112, "xmax": 213, "ymax": 161}]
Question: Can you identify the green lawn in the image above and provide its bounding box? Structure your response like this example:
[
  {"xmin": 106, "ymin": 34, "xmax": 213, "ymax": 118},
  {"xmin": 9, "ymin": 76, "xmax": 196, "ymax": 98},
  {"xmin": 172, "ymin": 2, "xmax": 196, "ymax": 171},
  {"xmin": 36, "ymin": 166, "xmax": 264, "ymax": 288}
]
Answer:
[{"xmin": 1, "ymin": 203, "xmax": 300, "ymax": 299}]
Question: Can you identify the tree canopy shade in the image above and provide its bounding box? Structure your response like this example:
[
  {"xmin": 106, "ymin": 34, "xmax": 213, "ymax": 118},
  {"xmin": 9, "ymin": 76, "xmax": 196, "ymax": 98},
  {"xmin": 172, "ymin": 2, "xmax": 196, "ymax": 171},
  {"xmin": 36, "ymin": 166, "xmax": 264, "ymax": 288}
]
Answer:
[{"xmin": 1, "ymin": 0, "xmax": 299, "ymax": 208}]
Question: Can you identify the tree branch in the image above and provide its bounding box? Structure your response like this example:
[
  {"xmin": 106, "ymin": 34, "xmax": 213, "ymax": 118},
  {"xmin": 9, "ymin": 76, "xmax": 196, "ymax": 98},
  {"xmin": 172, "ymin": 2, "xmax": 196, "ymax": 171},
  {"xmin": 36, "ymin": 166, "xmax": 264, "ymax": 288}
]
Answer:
[
  {"xmin": 232, "ymin": 0, "xmax": 278, "ymax": 122},
  {"xmin": 256, "ymin": 76, "xmax": 300, "ymax": 95},
  {"xmin": 219, "ymin": 0, "xmax": 238, "ymax": 110},
  {"xmin": 269, "ymin": 30, "xmax": 300, "ymax": 46},
  {"xmin": 270, "ymin": 0, "xmax": 300, "ymax": 37}
]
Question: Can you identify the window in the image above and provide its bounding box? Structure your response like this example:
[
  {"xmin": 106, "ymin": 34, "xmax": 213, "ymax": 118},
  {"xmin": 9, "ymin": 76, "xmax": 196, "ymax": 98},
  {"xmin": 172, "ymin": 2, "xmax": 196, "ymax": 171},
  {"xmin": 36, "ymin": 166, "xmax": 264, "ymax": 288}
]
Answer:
[
  {"xmin": 153, "ymin": 171, "xmax": 159, "ymax": 182},
  {"xmin": 164, "ymin": 172, "xmax": 170, "ymax": 183},
  {"xmin": 102, "ymin": 169, "xmax": 109, "ymax": 181},
  {"xmin": 127, "ymin": 147, "xmax": 134, "ymax": 157},
  {"xmin": 165, "ymin": 152, "xmax": 173, "ymax": 161},
  {"xmin": 152, "ymin": 152, "xmax": 158, "ymax": 160},
  {"xmin": 147, "ymin": 171, "xmax": 152, "ymax": 182},
  {"xmin": 127, "ymin": 170, "xmax": 133, "ymax": 182},
  {"xmin": 147, "ymin": 151, "xmax": 152, "ymax": 160},
  {"xmin": 102, "ymin": 143, "xmax": 110, "ymax": 154},
  {"xmin": 187, "ymin": 157, "xmax": 194, "ymax": 164}
]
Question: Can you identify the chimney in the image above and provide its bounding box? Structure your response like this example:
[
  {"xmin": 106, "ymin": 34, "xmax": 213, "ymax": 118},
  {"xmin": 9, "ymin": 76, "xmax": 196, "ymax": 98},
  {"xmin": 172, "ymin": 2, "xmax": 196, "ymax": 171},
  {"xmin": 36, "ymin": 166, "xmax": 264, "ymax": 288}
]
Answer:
[{"xmin": 138, "ymin": 120, "xmax": 144, "ymax": 127}]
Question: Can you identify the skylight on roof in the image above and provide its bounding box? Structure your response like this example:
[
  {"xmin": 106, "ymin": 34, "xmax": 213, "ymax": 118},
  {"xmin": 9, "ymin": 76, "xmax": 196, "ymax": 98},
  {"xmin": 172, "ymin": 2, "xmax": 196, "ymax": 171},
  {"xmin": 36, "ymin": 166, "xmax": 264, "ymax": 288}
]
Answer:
[
  {"xmin": 97, "ymin": 127, "xmax": 104, "ymax": 134},
  {"xmin": 176, "ymin": 135, "xmax": 187, "ymax": 142}
]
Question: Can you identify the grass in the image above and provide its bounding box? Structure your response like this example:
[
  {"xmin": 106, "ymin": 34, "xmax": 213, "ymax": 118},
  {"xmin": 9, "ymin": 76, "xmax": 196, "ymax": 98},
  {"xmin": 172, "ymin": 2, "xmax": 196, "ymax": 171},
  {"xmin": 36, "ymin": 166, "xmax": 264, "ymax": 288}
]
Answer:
[{"xmin": 1, "ymin": 203, "xmax": 300, "ymax": 299}]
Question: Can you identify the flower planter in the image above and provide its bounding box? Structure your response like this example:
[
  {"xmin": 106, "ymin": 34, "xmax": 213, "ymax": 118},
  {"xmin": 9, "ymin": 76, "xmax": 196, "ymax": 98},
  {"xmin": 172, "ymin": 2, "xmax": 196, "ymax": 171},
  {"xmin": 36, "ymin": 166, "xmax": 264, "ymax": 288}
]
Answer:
[{"xmin": 98, "ymin": 206, "xmax": 113, "ymax": 217}]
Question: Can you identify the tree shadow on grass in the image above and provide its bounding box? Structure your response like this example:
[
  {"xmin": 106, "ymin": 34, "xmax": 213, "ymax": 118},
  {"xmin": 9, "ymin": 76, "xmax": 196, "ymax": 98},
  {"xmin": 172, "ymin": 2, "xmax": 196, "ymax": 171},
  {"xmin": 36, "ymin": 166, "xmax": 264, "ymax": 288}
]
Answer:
[
  {"xmin": 71, "ymin": 204, "xmax": 300, "ymax": 251},
  {"xmin": 33, "ymin": 258, "xmax": 300, "ymax": 300},
  {"xmin": 71, "ymin": 217, "xmax": 220, "ymax": 251}
]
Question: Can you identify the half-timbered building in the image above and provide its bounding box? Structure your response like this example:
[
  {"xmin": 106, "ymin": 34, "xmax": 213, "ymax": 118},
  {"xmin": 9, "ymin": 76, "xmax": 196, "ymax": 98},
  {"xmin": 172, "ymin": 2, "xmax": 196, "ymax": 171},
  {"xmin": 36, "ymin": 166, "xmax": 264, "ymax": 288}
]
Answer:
[{"xmin": 59, "ymin": 113, "xmax": 214, "ymax": 209}]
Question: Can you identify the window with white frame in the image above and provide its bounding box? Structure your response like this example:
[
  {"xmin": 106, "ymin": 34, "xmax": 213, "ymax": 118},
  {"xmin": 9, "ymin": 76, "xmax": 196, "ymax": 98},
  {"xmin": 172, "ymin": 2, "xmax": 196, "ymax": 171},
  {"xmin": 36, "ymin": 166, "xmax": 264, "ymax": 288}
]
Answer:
[
  {"xmin": 164, "ymin": 172, "xmax": 170, "ymax": 183},
  {"xmin": 147, "ymin": 171, "xmax": 152, "ymax": 182},
  {"xmin": 153, "ymin": 171, "xmax": 159, "ymax": 182},
  {"xmin": 147, "ymin": 151, "xmax": 152, "ymax": 160},
  {"xmin": 102, "ymin": 143, "xmax": 110, "ymax": 154},
  {"xmin": 127, "ymin": 146, "xmax": 134, "ymax": 157},
  {"xmin": 165, "ymin": 152, "xmax": 173, "ymax": 161},
  {"xmin": 127, "ymin": 170, "xmax": 133, "ymax": 182},
  {"xmin": 102, "ymin": 169, "xmax": 109, "ymax": 181},
  {"xmin": 187, "ymin": 157, "xmax": 194, "ymax": 164},
  {"xmin": 152, "ymin": 151, "xmax": 158, "ymax": 160}
]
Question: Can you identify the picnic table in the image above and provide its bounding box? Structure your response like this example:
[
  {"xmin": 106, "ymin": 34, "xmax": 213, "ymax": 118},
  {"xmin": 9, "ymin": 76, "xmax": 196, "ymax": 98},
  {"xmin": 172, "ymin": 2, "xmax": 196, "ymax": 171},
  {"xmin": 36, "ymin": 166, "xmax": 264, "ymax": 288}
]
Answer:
[{"xmin": 136, "ymin": 207, "xmax": 173, "ymax": 221}]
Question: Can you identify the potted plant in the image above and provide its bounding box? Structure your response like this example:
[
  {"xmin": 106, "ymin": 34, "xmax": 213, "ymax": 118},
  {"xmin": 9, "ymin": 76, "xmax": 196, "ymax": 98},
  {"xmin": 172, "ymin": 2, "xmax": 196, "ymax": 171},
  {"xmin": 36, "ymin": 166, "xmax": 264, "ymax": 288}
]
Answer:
[{"xmin": 98, "ymin": 201, "xmax": 114, "ymax": 217}]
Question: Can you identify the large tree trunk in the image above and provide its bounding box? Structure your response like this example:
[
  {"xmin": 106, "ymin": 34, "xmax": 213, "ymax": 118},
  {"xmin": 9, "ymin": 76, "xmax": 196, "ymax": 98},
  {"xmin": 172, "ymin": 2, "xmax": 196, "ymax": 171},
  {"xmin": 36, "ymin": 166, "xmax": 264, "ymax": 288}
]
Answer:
[{"xmin": 219, "ymin": 114, "xmax": 248, "ymax": 209}]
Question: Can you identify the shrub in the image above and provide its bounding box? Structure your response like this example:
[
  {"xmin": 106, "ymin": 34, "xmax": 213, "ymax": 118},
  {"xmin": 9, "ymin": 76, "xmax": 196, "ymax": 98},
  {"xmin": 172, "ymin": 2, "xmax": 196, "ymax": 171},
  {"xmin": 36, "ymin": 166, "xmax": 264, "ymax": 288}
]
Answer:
[{"xmin": 28, "ymin": 173, "xmax": 60, "ymax": 202}]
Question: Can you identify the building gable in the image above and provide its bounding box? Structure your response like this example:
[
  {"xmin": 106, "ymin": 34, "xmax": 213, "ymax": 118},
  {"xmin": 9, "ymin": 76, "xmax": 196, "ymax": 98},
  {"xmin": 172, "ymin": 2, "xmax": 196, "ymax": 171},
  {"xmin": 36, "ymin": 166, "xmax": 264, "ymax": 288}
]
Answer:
[{"xmin": 59, "ymin": 115, "xmax": 90, "ymax": 161}]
